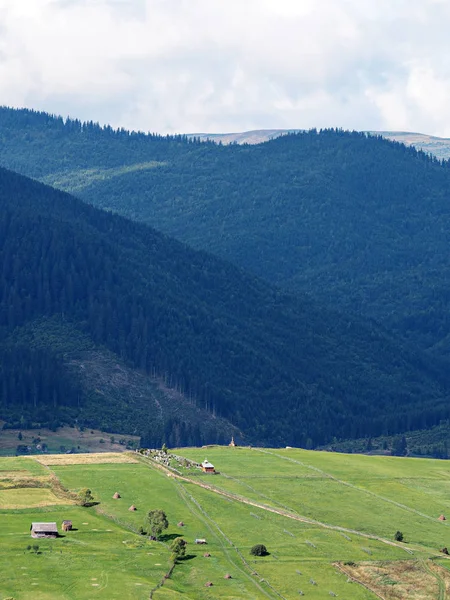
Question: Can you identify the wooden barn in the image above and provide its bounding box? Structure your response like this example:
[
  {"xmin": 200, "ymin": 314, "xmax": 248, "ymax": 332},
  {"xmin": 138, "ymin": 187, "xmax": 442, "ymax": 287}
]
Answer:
[
  {"xmin": 201, "ymin": 459, "xmax": 215, "ymax": 473},
  {"xmin": 61, "ymin": 520, "xmax": 72, "ymax": 531},
  {"xmin": 30, "ymin": 522, "xmax": 58, "ymax": 538}
]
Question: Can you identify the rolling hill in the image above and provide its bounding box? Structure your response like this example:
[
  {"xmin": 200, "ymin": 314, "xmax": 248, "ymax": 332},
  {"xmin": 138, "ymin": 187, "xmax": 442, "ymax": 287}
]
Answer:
[
  {"xmin": 2, "ymin": 165, "xmax": 450, "ymax": 446},
  {"xmin": 191, "ymin": 128, "xmax": 450, "ymax": 159},
  {"xmin": 2, "ymin": 108, "xmax": 450, "ymax": 360}
]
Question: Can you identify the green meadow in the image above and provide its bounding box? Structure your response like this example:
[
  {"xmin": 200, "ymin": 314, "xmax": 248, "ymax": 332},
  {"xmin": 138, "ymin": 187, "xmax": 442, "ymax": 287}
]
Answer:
[{"xmin": 1, "ymin": 448, "xmax": 450, "ymax": 598}]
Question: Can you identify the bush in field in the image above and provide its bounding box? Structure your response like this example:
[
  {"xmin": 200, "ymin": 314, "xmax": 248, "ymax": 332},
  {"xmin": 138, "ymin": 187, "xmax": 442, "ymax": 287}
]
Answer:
[
  {"xmin": 78, "ymin": 488, "xmax": 95, "ymax": 506},
  {"xmin": 394, "ymin": 531, "xmax": 404, "ymax": 542},
  {"xmin": 250, "ymin": 544, "xmax": 268, "ymax": 556}
]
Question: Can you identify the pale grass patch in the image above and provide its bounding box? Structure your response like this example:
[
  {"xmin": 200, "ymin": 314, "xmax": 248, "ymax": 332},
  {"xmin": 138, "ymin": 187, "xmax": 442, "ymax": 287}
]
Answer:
[
  {"xmin": 34, "ymin": 452, "xmax": 138, "ymax": 466},
  {"xmin": 338, "ymin": 560, "xmax": 444, "ymax": 599},
  {"xmin": 0, "ymin": 487, "xmax": 74, "ymax": 508}
]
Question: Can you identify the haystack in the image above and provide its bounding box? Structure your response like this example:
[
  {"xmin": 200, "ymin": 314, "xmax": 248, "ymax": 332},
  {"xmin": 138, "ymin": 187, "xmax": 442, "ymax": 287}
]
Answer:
[
  {"xmin": 204, "ymin": 552, "xmax": 211, "ymax": 557},
  {"xmin": 204, "ymin": 582, "xmax": 213, "ymax": 587},
  {"xmin": 177, "ymin": 521, "xmax": 184, "ymax": 527},
  {"xmin": 113, "ymin": 492, "xmax": 121, "ymax": 499},
  {"xmin": 129, "ymin": 505, "xmax": 137, "ymax": 511},
  {"xmin": 224, "ymin": 574, "xmax": 232, "ymax": 579},
  {"xmin": 439, "ymin": 514, "xmax": 446, "ymax": 521}
]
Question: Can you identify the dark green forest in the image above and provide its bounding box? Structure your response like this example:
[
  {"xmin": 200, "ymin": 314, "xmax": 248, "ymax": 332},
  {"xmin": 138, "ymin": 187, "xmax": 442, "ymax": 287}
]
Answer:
[
  {"xmin": 2, "ymin": 165, "xmax": 450, "ymax": 447},
  {"xmin": 2, "ymin": 107, "xmax": 450, "ymax": 358}
]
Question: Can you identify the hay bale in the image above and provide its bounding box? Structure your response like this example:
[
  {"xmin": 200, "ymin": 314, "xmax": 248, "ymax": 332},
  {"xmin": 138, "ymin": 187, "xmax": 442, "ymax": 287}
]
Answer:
[
  {"xmin": 204, "ymin": 552, "xmax": 211, "ymax": 557},
  {"xmin": 129, "ymin": 505, "xmax": 137, "ymax": 511},
  {"xmin": 112, "ymin": 492, "xmax": 121, "ymax": 499},
  {"xmin": 204, "ymin": 581, "xmax": 213, "ymax": 587},
  {"xmin": 224, "ymin": 574, "xmax": 232, "ymax": 579},
  {"xmin": 439, "ymin": 514, "xmax": 446, "ymax": 521},
  {"xmin": 177, "ymin": 521, "xmax": 184, "ymax": 527}
]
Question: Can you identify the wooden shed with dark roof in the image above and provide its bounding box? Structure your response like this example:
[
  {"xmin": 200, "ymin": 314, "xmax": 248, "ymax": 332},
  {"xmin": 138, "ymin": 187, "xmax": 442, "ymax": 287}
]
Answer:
[
  {"xmin": 62, "ymin": 520, "xmax": 73, "ymax": 531},
  {"xmin": 30, "ymin": 522, "xmax": 58, "ymax": 538}
]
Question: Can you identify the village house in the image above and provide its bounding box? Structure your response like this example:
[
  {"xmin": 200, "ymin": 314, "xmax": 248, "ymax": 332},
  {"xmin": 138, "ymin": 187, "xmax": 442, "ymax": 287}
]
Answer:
[
  {"xmin": 201, "ymin": 459, "xmax": 215, "ymax": 473},
  {"xmin": 30, "ymin": 522, "xmax": 58, "ymax": 538}
]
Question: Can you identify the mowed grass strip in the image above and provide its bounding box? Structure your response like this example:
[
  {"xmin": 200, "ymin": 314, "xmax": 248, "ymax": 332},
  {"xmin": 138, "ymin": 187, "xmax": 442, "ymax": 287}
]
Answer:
[
  {"xmin": 35, "ymin": 452, "xmax": 138, "ymax": 466},
  {"xmin": 0, "ymin": 456, "xmax": 50, "ymax": 475},
  {"xmin": 0, "ymin": 487, "xmax": 74, "ymax": 509}
]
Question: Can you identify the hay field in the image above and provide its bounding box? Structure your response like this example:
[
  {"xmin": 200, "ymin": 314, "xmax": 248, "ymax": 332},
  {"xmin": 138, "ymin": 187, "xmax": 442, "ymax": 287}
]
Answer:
[
  {"xmin": 339, "ymin": 559, "xmax": 450, "ymax": 599},
  {"xmin": 35, "ymin": 452, "xmax": 138, "ymax": 466}
]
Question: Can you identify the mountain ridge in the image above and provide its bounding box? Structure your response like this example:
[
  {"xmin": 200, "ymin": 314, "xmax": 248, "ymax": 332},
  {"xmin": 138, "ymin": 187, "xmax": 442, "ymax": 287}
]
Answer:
[{"xmin": 189, "ymin": 128, "xmax": 450, "ymax": 159}]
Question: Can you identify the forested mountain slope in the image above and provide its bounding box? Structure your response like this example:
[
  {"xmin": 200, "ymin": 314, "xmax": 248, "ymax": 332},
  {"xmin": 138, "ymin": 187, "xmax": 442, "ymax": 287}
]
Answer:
[
  {"xmin": 1, "ymin": 108, "xmax": 450, "ymax": 357},
  {"xmin": 2, "ymin": 166, "xmax": 450, "ymax": 446}
]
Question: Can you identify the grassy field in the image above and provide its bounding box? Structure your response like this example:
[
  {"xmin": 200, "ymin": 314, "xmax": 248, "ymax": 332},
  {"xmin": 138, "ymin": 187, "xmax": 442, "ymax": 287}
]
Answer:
[{"xmin": 2, "ymin": 448, "xmax": 450, "ymax": 598}]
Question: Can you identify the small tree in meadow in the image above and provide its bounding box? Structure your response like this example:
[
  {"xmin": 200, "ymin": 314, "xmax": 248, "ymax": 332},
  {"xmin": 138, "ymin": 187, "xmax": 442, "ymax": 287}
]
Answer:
[
  {"xmin": 170, "ymin": 537, "xmax": 187, "ymax": 562},
  {"xmin": 147, "ymin": 509, "xmax": 169, "ymax": 539},
  {"xmin": 394, "ymin": 531, "xmax": 404, "ymax": 542},
  {"xmin": 78, "ymin": 488, "xmax": 95, "ymax": 506}
]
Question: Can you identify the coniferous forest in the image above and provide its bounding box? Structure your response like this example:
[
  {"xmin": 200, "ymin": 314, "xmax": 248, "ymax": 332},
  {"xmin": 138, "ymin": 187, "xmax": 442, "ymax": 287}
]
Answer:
[{"xmin": 2, "ymin": 107, "xmax": 450, "ymax": 448}]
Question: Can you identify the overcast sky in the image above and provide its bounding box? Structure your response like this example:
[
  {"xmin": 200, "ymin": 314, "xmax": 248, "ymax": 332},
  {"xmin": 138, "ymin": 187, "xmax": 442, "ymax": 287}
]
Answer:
[{"xmin": 1, "ymin": 0, "xmax": 450, "ymax": 135}]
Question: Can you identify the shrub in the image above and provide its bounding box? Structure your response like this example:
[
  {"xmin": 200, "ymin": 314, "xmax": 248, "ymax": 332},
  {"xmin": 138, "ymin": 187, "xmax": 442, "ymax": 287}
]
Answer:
[
  {"xmin": 394, "ymin": 531, "xmax": 404, "ymax": 542},
  {"xmin": 250, "ymin": 544, "xmax": 268, "ymax": 556},
  {"xmin": 170, "ymin": 537, "xmax": 187, "ymax": 562},
  {"xmin": 78, "ymin": 488, "xmax": 95, "ymax": 506}
]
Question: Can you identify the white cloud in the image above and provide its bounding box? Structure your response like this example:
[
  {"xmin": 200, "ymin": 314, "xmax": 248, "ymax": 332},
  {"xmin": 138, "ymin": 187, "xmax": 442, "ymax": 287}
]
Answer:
[{"xmin": 0, "ymin": 0, "xmax": 450, "ymax": 134}]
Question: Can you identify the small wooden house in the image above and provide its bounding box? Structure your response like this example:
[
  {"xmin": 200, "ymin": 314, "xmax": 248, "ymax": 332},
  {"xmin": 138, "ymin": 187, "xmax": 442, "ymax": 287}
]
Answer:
[
  {"xmin": 31, "ymin": 522, "xmax": 58, "ymax": 538},
  {"xmin": 201, "ymin": 459, "xmax": 215, "ymax": 473},
  {"xmin": 61, "ymin": 520, "xmax": 72, "ymax": 532}
]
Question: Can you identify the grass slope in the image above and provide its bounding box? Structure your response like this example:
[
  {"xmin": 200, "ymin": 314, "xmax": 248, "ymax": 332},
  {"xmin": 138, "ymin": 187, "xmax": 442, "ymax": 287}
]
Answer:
[{"xmin": 3, "ymin": 448, "xmax": 450, "ymax": 598}]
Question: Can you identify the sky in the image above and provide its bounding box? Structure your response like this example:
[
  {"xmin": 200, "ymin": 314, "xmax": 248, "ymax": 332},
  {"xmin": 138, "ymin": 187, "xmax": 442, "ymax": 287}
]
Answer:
[{"xmin": 1, "ymin": 0, "xmax": 450, "ymax": 135}]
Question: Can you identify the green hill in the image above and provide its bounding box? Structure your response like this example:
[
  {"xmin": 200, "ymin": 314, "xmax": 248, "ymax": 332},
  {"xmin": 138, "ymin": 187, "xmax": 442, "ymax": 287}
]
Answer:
[
  {"xmin": 2, "ymin": 448, "xmax": 450, "ymax": 598},
  {"xmin": 191, "ymin": 128, "xmax": 450, "ymax": 160},
  {"xmin": 2, "ymin": 165, "xmax": 450, "ymax": 446},
  {"xmin": 2, "ymin": 108, "xmax": 450, "ymax": 358}
]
